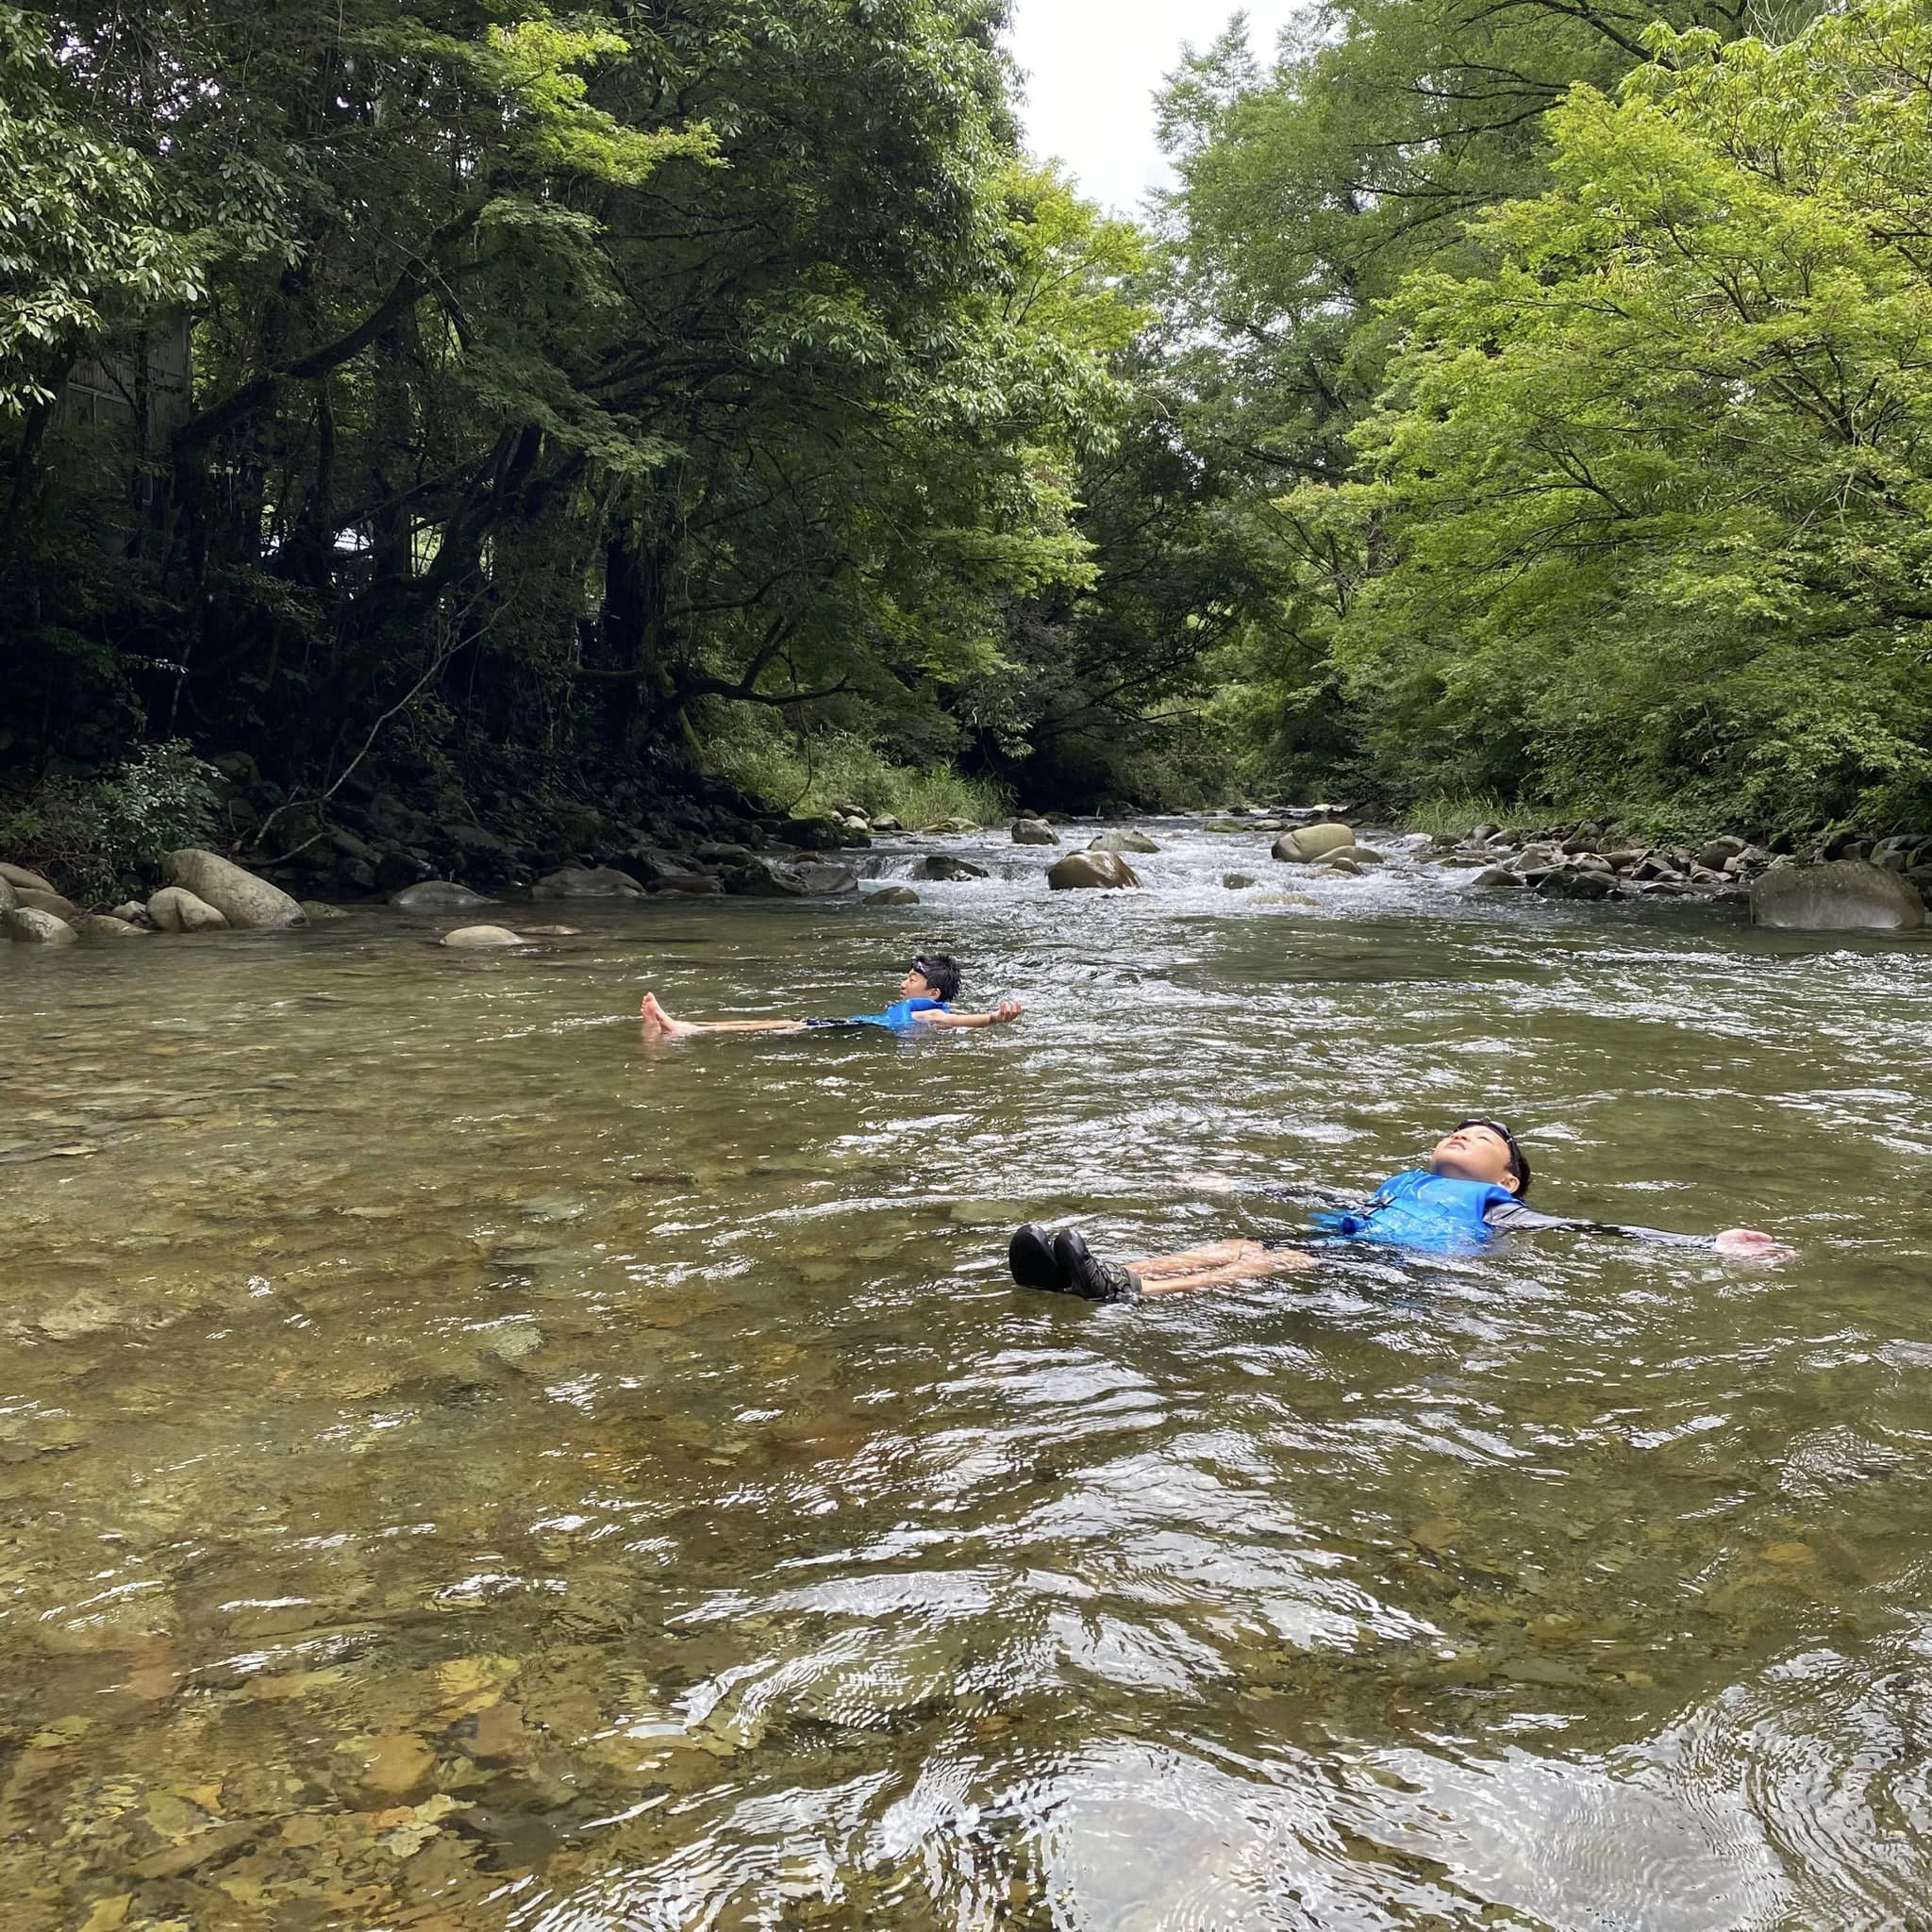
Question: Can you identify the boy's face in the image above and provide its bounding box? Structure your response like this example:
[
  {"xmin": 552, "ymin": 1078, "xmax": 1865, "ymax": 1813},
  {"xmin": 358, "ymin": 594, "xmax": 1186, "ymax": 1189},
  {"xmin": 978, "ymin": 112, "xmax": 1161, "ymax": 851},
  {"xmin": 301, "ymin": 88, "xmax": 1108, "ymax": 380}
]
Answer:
[
  {"xmin": 901, "ymin": 968, "xmax": 938, "ymax": 999},
  {"xmin": 1428, "ymin": 1123, "xmax": 1521, "ymax": 1191}
]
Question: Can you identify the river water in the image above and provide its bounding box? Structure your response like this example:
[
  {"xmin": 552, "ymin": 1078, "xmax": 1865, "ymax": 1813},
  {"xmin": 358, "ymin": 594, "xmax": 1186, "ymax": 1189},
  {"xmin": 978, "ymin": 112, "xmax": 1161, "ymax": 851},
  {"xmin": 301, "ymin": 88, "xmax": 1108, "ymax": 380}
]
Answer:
[{"xmin": 3, "ymin": 820, "xmax": 1930, "ymax": 1931}]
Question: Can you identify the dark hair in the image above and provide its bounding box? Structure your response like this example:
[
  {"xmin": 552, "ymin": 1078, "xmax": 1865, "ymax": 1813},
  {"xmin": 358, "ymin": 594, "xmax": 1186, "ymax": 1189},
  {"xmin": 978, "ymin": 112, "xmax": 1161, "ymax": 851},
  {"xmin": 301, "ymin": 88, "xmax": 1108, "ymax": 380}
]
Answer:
[
  {"xmin": 1455, "ymin": 1117, "xmax": 1531, "ymax": 1195},
  {"xmin": 911, "ymin": 953, "xmax": 960, "ymax": 1003}
]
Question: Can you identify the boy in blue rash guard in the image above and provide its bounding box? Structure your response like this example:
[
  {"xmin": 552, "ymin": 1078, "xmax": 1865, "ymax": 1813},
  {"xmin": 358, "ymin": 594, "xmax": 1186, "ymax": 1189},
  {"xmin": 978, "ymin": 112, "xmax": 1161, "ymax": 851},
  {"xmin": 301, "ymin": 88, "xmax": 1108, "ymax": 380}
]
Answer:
[
  {"xmin": 640, "ymin": 954, "xmax": 1023, "ymax": 1039},
  {"xmin": 1008, "ymin": 1119, "xmax": 1794, "ymax": 1303}
]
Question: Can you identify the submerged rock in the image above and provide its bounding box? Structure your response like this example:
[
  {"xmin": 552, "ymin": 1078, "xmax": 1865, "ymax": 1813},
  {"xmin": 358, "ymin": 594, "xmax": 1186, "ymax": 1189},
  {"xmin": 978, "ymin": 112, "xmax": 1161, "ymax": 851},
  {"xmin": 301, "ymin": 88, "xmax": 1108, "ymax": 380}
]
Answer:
[
  {"xmin": 77, "ymin": 913, "xmax": 147, "ymax": 941},
  {"xmin": 866, "ymin": 885, "xmax": 921, "ymax": 905},
  {"xmin": 920, "ymin": 855, "xmax": 990, "ymax": 881},
  {"xmin": 1752, "ymin": 860, "xmax": 1925, "ymax": 931},
  {"xmin": 147, "ymin": 886, "xmax": 229, "ymax": 933},
  {"xmin": 300, "ymin": 899, "xmax": 349, "ymax": 920},
  {"xmin": 1010, "ymin": 818, "xmax": 1058, "ymax": 845},
  {"xmin": 164, "ymin": 847, "xmax": 307, "ymax": 927},
  {"xmin": 1047, "ymin": 851, "xmax": 1139, "ymax": 890},
  {"xmin": 441, "ymin": 924, "xmax": 525, "ymax": 949},
  {"xmin": 4, "ymin": 906, "xmax": 76, "ymax": 945},
  {"xmin": 391, "ymin": 880, "xmax": 497, "ymax": 913},
  {"xmin": 1088, "ymin": 828, "xmax": 1160, "ymax": 854},
  {"xmin": 531, "ymin": 865, "xmax": 644, "ymax": 899},
  {"xmin": 1222, "ymin": 873, "xmax": 1256, "ymax": 890},
  {"xmin": 1272, "ymin": 823, "xmax": 1355, "ymax": 863}
]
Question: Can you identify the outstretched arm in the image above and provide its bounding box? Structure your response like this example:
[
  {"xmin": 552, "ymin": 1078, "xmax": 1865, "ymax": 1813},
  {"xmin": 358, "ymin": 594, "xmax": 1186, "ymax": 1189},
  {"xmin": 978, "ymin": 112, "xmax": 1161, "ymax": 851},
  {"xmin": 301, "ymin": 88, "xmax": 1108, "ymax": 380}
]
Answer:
[
  {"xmin": 917, "ymin": 1000, "xmax": 1024, "ymax": 1029},
  {"xmin": 1487, "ymin": 1200, "xmax": 1794, "ymax": 1258}
]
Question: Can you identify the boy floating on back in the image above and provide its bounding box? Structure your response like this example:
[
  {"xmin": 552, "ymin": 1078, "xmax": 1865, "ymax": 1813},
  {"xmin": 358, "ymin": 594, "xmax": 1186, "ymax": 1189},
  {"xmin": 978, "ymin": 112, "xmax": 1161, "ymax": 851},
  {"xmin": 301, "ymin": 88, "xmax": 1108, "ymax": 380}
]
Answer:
[{"xmin": 641, "ymin": 953, "xmax": 1023, "ymax": 1038}]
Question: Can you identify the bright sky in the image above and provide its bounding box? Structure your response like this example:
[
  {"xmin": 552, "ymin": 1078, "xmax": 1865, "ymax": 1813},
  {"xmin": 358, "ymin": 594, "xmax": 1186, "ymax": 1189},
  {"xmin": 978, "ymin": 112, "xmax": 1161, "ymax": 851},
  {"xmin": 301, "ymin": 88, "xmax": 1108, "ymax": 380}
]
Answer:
[{"xmin": 1006, "ymin": 0, "xmax": 1307, "ymax": 214}]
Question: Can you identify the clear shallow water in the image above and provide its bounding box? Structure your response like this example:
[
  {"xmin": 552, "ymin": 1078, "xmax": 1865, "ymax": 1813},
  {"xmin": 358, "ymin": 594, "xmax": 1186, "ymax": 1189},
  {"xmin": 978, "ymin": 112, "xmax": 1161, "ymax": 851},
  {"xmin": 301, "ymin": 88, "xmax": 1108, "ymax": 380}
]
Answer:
[{"xmin": 3, "ymin": 820, "xmax": 1931, "ymax": 1931}]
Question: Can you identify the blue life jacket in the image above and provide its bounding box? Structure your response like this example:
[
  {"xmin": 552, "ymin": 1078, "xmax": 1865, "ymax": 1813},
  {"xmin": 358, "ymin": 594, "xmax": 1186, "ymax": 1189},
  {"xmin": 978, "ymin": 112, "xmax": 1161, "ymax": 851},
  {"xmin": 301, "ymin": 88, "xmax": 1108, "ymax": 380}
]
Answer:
[
  {"xmin": 1311, "ymin": 1169, "xmax": 1516, "ymax": 1254},
  {"xmin": 851, "ymin": 996, "xmax": 948, "ymax": 1031}
]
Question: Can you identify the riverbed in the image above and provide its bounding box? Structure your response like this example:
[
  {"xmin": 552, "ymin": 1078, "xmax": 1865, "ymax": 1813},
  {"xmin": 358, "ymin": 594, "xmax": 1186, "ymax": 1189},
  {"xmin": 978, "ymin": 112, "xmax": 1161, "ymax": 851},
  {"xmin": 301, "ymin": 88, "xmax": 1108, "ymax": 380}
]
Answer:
[{"xmin": 3, "ymin": 819, "xmax": 1930, "ymax": 1929}]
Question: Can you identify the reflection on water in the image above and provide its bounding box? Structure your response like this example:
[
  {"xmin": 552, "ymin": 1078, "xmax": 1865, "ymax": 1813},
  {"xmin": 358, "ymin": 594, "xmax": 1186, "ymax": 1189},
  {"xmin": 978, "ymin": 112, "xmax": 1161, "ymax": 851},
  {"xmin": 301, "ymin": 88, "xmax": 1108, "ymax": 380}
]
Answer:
[{"xmin": 2, "ymin": 822, "xmax": 1930, "ymax": 1929}]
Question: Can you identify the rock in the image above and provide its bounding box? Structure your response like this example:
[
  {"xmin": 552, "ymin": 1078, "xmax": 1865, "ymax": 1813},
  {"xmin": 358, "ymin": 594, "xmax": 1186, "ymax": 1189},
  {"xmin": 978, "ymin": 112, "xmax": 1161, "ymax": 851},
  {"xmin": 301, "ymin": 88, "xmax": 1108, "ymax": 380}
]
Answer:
[
  {"xmin": 919, "ymin": 855, "xmax": 990, "ymax": 881},
  {"xmin": 1474, "ymin": 867, "xmax": 1524, "ymax": 889},
  {"xmin": 1222, "ymin": 873, "xmax": 1256, "ymax": 889},
  {"xmin": 1537, "ymin": 868, "xmax": 1613, "ymax": 900},
  {"xmin": 696, "ymin": 841, "xmax": 757, "ymax": 862},
  {"xmin": 1046, "ymin": 851, "xmax": 1139, "ymax": 890},
  {"xmin": 444, "ymin": 822, "xmax": 517, "ymax": 865},
  {"xmin": 531, "ymin": 866, "xmax": 644, "ymax": 899},
  {"xmin": 1010, "ymin": 818, "xmax": 1059, "ymax": 845},
  {"xmin": 131, "ymin": 1820, "xmax": 258, "ymax": 1882},
  {"xmin": 870, "ymin": 814, "xmax": 902, "ymax": 832},
  {"xmin": 1087, "ymin": 829, "xmax": 1159, "ymax": 854},
  {"xmin": 649, "ymin": 874, "xmax": 724, "ymax": 896},
  {"xmin": 1328, "ymin": 844, "xmax": 1385, "ymax": 866},
  {"xmin": 1315, "ymin": 854, "xmax": 1363, "ymax": 875},
  {"xmin": 390, "ymin": 880, "xmax": 498, "ymax": 913},
  {"xmin": 108, "ymin": 900, "xmax": 148, "ymax": 924},
  {"xmin": 355, "ymin": 1733, "xmax": 438, "ymax": 1807},
  {"xmin": 866, "ymin": 886, "xmax": 921, "ymax": 905},
  {"xmin": 1272, "ymin": 823, "xmax": 1355, "ymax": 863},
  {"xmin": 163, "ymin": 848, "xmax": 307, "ymax": 927},
  {"xmin": 725, "ymin": 858, "xmax": 809, "ymax": 897},
  {"xmin": 441, "ymin": 925, "xmax": 524, "ymax": 949},
  {"xmin": 15, "ymin": 887, "xmax": 77, "ymax": 920},
  {"xmin": 299, "ymin": 899, "xmax": 348, "ymax": 920},
  {"xmin": 927, "ymin": 817, "xmax": 981, "ymax": 834},
  {"xmin": 1751, "ymin": 860, "xmax": 1925, "ymax": 931},
  {"xmin": 147, "ymin": 887, "xmax": 230, "ymax": 933},
  {"xmin": 4, "ymin": 907, "xmax": 76, "ymax": 945},
  {"xmin": 0, "ymin": 862, "xmax": 55, "ymax": 894},
  {"xmin": 791, "ymin": 861, "xmax": 858, "ymax": 894},
  {"xmin": 76, "ymin": 914, "xmax": 147, "ymax": 941},
  {"xmin": 0, "ymin": 876, "xmax": 13, "ymax": 917}
]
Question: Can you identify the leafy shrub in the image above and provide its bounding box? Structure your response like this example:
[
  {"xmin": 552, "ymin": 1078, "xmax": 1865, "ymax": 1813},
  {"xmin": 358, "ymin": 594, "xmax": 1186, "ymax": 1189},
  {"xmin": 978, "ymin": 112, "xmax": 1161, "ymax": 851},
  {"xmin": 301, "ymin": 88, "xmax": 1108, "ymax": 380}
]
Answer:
[{"xmin": 0, "ymin": 741, "xmax": 223, "ymax": 900}]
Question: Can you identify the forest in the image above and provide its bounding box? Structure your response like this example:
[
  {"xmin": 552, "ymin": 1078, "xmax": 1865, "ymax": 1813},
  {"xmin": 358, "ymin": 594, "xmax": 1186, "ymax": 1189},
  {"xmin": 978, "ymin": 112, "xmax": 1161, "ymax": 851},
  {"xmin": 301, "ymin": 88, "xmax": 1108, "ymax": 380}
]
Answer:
[{"xmin": 6, "ymin": 0, "xmax": 1932, "ymax": 880}]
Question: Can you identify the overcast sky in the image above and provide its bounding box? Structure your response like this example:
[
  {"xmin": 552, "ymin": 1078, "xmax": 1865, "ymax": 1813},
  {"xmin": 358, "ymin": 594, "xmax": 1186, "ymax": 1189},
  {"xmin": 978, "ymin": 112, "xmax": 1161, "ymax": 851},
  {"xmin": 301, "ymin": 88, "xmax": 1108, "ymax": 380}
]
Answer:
[{"xmin": 1006, "ymin": 1, "xmax": 1307, "ymax": 214}]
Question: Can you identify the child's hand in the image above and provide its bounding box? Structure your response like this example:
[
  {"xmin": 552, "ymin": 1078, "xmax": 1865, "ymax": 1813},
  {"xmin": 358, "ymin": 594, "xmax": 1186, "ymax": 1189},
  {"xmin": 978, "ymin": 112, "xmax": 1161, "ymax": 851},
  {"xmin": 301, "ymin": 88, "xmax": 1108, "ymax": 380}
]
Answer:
[
  {"xmin": 1714, "ymin": 1227, "xmax": 1796, "ymax": 1261},
  {"xmin": 992, "ymin": 999, "xmax": 1024, "ymax": 1023}
]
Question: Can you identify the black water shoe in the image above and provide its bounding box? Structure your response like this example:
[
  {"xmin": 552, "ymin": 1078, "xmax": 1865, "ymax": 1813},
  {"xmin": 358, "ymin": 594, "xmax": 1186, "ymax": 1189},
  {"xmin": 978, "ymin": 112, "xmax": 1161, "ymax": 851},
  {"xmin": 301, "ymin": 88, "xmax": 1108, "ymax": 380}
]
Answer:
[
  {"xmin": 1051, "ymin": 1229, "xmax": 1143, "ymax": 1304},
  {"xmin": 1008, "ymin": 1224, "xmax": 1069, "ymax": 1291}
]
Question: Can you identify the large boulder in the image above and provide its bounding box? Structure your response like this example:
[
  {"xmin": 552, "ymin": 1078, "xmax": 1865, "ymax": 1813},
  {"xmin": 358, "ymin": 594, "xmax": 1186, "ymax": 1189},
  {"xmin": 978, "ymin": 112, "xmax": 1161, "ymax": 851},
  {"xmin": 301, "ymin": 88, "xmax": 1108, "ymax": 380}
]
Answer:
[
  {"xmin": 1751, "ymin": 860, "xmax": 1925, "ymax": 932},
  {"xmin": 532, "ymin": 866, "xmax": 644, "ymax": 899},
  {"xmin": 1047, "ymin": 851, "xmax": 1139, "ymax": 891},
  {"xmin": 163, "ymin": 848, "xmax": 306, "ymax": 928},
  {"xmin": 4, "ymin": 907, "xmax": 75, "ymax": 945},
  {"xmin": 16, "ymin": 888, "xmax": 77, "ymax": 920},
  {"xmin": 0, "ymin": 876, "xmax": 14, "ymax": 915},
  {"xmin": 1088, "ymin": 829, "xmax": 1160, "ymax": 854},
  {"xmin": 725, "ymin": 858, "xmax": 809, "ymax": 897},
  {"xmin": 1272, "ymin": 823, "xmax": 1355, "ymax": 863},
  {"xmin": 441, "ymin": 924, "xmax": 524, "ymax": 949},
  {"xmin": 0, "ymin": 862, "xmax": 55, "ymax": 894},
  {"xmin": 791, "ymin": 861, "xmax": 858, "ymax": 894},
  {"xmin": 1010, "ymin": 818, "xmax": 1059, "ymax": 846},
  {"xmin": 148, "ymin": 887, "xmax": 229, "ymax": 933},
  {"xmin": 390, "ymin": 879, "xmax": 495, "ymax": 912},
  {"xmin": 920, "ymin": 855, "xmax": 990, "ymax": 881}
]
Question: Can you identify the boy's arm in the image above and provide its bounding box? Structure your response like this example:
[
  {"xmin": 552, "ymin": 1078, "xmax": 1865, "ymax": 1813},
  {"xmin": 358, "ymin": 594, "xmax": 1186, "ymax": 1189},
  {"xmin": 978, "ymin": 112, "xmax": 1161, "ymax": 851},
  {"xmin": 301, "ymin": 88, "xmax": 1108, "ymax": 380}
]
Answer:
[
  {"xmin": 916, "ymin": 1000, "xmax": 1024, "ymax": 1028},
  {"xmin": 1486, "ymin": 1200, "xmax": 1793, "ymax": 1257}
]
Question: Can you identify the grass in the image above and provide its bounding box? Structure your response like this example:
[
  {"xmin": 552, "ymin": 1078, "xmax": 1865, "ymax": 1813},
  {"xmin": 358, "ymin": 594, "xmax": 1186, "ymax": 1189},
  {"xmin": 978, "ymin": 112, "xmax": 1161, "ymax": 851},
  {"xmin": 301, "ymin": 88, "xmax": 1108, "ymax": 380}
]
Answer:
[
  {"xmin": 706, "ymin": 724, "xmax": 1012, "ymax": 829},
  {"xmin": 1399, "ymin": 792, "xmax": 1517, "ymax": 839}
]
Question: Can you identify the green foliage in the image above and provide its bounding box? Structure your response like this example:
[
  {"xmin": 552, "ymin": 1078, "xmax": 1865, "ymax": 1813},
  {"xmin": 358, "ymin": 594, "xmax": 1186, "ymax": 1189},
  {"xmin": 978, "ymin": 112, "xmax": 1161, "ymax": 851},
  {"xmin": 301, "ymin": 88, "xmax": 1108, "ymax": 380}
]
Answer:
[{"xmin": 0, "ymin": 741, "xmax": 222, "ymax": 898}]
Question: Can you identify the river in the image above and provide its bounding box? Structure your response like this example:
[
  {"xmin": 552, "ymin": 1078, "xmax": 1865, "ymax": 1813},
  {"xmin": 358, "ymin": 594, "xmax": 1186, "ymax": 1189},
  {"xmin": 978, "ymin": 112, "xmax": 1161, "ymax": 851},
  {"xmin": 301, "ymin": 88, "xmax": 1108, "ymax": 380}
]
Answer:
[{"xmin": 3, "ymin": 819, "xmax": 1930, "ymax": 1930}]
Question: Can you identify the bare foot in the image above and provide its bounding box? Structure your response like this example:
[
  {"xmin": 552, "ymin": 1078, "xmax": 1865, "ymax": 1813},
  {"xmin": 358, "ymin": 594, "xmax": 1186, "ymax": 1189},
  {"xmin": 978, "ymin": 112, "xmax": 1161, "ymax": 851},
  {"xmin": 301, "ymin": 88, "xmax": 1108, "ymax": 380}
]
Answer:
[{"xmin": 640, "ymin": 991, "xmax": 699, "ymax": 1040}]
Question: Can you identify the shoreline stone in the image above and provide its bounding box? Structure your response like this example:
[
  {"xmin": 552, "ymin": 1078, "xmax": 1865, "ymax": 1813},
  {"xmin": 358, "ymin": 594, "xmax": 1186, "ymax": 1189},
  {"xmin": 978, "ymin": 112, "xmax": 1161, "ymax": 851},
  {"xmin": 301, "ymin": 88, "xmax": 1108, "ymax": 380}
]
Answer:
[
  {"xmin": 4, "ymin": 906, "xmax": 76, "ymax": 944},
  {"xmin": 164, "ymin": 848, "xmax": 307, "ymax": 928},
  {"xmin": 148, "ymin": 886, "xmax": 229, "ymax": 933}
]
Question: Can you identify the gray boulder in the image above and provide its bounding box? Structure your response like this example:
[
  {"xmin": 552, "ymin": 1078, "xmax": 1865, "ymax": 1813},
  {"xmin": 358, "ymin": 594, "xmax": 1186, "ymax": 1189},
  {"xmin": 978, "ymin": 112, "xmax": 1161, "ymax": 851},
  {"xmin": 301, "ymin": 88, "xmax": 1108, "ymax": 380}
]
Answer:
[
  {"xmin": 109, "ymin": 900, "xmax": 149, "ymax": 924},
  {"xmin": 5, "ymin": 907, "xmax": 75, "ymax": 945},
  {"xmin": 0, "ymin": 862, "xmax": 55, "ymax": 894},
  {"xmin": 1327, "ymin": 844, "xmax": 1385, "ymax": 866},
  {"xmin": 870, "ymin": 814, "xmax": 903, "ymax": 832},
  {"xmin": 0, "ymin": 876, "xmax": 13, "ymax": 915},
  {"xmin": 532, "ymin": 866, "xmax": 644, "ymax": 899},
  {"xmin": 920, "ymin": 855, "xmax": 990, "ymax": 881},
  {"xmin": 77, "ymin": 914, "xmax": 147, "ymax": 941},
  {"xmin": 299, "ymin": 900, "xmax": 349, "ymax": 921},
  {"xmin": 1474, "ymin": 867, "xmax": 1524, "ymax": 890},
  {"xmin": 390, "ymin": 880, "xmax": 497, "ymax": 913},
  {"xmin": 1751, "ymin": 860, "xmax": 1925, "ymax": 932},
  {"xmin": 1316, "ymin": 854, "xmax": 1364, "ymax": 876},
  {"xmin": 441, "ymin": 924, "xmax": 525, "ymax": 949},
  {"xmin": 1222, "ymin": 873, "xmax": 1256, "ymax": 890},
  {"xmin": 792, "ymin": 861, "xmax": 858, "ymax": 894},
  {"xmin": 1010, "ymin": 818, "xmax": 1059, "ymax": 845},
  {"xmin": 163, "ymin": 849, "xmax": 306, "ymax": 928},
  {"xmin": 148, "ymin": 887, "xmax": 229, "ymax": 933},
  {"xmin": 1272, "ymin": 823, "xmax": 1355, "ymax": 863},
  {"xmin": 1047, "ymin": 851, "xmax": 1139, "ymax": 890},
  {"xmin": 866, "ymin": 885, "xmax": 921, "ymax": 906},
  {"xmin": 1088, "ymin": 828, "xmax": 1160, "ymax": 854},
  {"xmin": 16, "ymin": 887, "xmax": 77, "ymax": 920},
  {"xmin": 726, "ymin": 859, "xmax": 809, "ymax": 897}
]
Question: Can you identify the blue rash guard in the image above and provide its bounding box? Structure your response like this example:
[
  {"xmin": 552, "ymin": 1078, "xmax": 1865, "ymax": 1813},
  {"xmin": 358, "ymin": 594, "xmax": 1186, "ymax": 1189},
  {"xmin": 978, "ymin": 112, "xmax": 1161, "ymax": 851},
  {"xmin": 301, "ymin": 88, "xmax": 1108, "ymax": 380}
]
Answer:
[{"xmin": 1311, "ymin": 1169, "xmax": 1518, "ymax": 1255}]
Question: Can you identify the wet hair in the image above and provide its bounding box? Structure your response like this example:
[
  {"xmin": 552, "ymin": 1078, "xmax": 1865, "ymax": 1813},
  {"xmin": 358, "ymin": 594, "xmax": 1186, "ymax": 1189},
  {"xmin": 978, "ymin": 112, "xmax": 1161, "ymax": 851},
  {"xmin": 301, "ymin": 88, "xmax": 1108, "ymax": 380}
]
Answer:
[
  {"xmin": 910, "ymin": 953, "xmax": 960, "ymax": 1003},
  {"xmin": 1455, "ymin": 1118, "xmax": 1531, "ymax": 1195}
]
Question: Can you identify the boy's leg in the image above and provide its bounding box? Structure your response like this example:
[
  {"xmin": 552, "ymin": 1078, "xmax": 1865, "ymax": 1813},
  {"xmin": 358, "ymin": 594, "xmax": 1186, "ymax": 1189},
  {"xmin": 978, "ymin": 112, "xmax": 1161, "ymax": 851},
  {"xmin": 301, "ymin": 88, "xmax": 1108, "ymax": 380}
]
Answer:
[
  {"xmin": 1127, "ymin": 1239, "xmax": 1315, "ymax": 1297},
  {"xmin": 641, "ymin": 991, "xmax": 807, "ymax": 1038}
]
